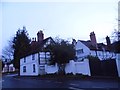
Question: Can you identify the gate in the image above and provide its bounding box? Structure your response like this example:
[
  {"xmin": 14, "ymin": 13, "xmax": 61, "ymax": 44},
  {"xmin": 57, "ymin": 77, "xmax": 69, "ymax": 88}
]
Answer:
[{"xmin": 89, "ymin": 59, "xmax": 118, "ymax": 77}]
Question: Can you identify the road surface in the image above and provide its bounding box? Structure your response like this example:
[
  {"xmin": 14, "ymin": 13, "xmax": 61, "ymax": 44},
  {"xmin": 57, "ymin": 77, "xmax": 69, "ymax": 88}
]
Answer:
[{"xmin": 1, "ymin": 74, "xmax": 120, "ymax": 89}]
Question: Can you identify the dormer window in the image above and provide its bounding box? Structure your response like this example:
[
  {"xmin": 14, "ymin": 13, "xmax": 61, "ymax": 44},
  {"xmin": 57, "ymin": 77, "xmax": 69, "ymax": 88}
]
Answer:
[{"xmin": 32, "ymin": 54, "xmax": 35, "ymax": 60}]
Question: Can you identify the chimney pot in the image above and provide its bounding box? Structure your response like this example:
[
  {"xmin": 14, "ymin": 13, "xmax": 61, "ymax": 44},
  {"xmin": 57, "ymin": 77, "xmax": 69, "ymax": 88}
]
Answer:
[
  {"xmin": 90, "ymin": 31, "xmax": 98, "ymax": 49},
  {"xmin": 37, "ymin": 30, "xmax": 44, "ymax": 42},
  {"xmin": 106, "ymin": 36, "xmax": 111, "ymax": 50}
]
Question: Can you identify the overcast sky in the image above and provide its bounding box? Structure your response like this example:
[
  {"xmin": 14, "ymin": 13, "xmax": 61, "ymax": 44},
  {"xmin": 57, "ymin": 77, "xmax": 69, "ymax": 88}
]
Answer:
[{"xmin": 0, "ymin": 0, "xmax": 119, "ymax": 55}]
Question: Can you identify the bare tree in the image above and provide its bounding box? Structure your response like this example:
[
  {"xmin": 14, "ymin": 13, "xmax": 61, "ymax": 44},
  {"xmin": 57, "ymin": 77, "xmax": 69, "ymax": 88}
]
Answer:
[
  {"xmin": 111, "ymin": 29, "xmax": 120, "ymax": 42},
  {"xmin": 2, "ymin": 40, "xmax": 14, "ymax": 63}
]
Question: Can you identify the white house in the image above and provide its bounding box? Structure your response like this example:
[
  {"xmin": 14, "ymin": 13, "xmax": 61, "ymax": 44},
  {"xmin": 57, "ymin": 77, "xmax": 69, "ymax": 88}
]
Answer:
[
  {"xmin": 20, "ymin": 52, "xmax": 51, "ymax": 76},
  {"xmin": 73, "ymin": 32, "xmax": 116, "ymax": 61},
  {"xmin": 20, "ymin": 30, "xmax": 120, "ymax": 77},
  {"xmin": 2, "ymin": 64, "xmax": 15, "ymax": 73},
  {"xmin": 20, "ymin": 30, "xmax": 91, "ymax": 76},
  {"xmin": 73, "ymin": 31, "xmax": 120, "ymax": 77},
  {"xmin": 20, "ymin": 30, "xmax": 55, "ymax": 76}
]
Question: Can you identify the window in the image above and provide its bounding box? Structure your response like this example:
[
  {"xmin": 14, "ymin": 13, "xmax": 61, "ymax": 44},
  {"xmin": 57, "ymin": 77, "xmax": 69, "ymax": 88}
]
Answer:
[
  {"xmin": 39, "ymin": 52, "xmax": 46, "ymax": 64},
  {"xmin": 45, "ymin": 52, "xmax": 51, "ymax": 64},
  {"xmin": 24, "ymin": 57, "xmax": 26, "ymax": 63},
  {"xmin": 32, "ymin": 54, "xmax": 35, "ymax": 60},
  {"xmin": 33, "ymin": 64, "xmax": 36, "ymax": 73},
  {"xmin": 46, "ymin": 40, "xmax": 50, "ymax": 45},
  {"xmin": 23, "ymin": 66, "xmax": 26, "ymax": 72},
  {"xmin": 38, "ymin": 53, "xmax": 40, "ymax": 64},
  {"xmin": 77, "ymin": 49, "xmax": 84, "ymax": 55},
  {"xmin": 46, "ymin": 39, "xmax": 51, "ymax": 45}
]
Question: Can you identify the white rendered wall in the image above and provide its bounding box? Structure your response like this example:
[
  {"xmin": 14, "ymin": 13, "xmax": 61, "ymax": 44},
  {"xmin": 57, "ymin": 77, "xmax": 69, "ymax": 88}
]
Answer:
[
  {"xmin": 20, "ymin": 63, "xmax": 39, "ymax": 76},
  {"xmin": 116, "ymin": 54, "xmax": 120, "ymax": 77},
  {"xmin": 75, "ymin": 41, "xmax": 90, "ymax": 59},
  {"xmin": 20, "ymin": 53, "xmax": 39, "ymax": 76}
]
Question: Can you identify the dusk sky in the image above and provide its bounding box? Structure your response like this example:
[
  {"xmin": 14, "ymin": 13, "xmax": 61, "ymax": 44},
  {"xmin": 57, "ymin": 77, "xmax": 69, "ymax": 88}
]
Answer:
[{"xmin": 0, "ymin": 0, "xmax": 119, "ymax": 55}]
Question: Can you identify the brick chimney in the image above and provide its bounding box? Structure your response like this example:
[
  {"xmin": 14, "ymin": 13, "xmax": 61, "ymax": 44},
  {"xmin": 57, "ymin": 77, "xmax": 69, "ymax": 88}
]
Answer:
[
  {"xmin": 106, "ymin": 36, "xmax": 111, "ymax": 46},
  {"xmin": 37, "ymin": 30, "xmax": 44, "ymax": 42},
  {"xmin": 90, "ymin": 31, "xmax": 98, "ymax": 49},
  {"xmin": 106, "ymin": 36, "xmax": 111, "ymax": 50}
]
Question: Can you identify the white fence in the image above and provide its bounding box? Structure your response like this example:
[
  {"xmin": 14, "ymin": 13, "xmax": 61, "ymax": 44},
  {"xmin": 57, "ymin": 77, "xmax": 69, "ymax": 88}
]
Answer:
[
  {"xmin": 45, "ymin": 59, "xmax": 91, "ymax": 76},
  {"xmin": 45, "ymin": 63, "xmax": 58, "ymax": 74}
]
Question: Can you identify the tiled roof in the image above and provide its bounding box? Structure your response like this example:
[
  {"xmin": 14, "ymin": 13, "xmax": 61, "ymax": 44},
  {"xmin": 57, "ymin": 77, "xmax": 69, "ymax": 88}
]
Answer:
[
  {"xmin": 79, "ymin": 40, "xmax": 110, "ymax": 51},
  {"xmin": 20, "ymin": 37, "xmax": 54, "ymax": 58}
]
